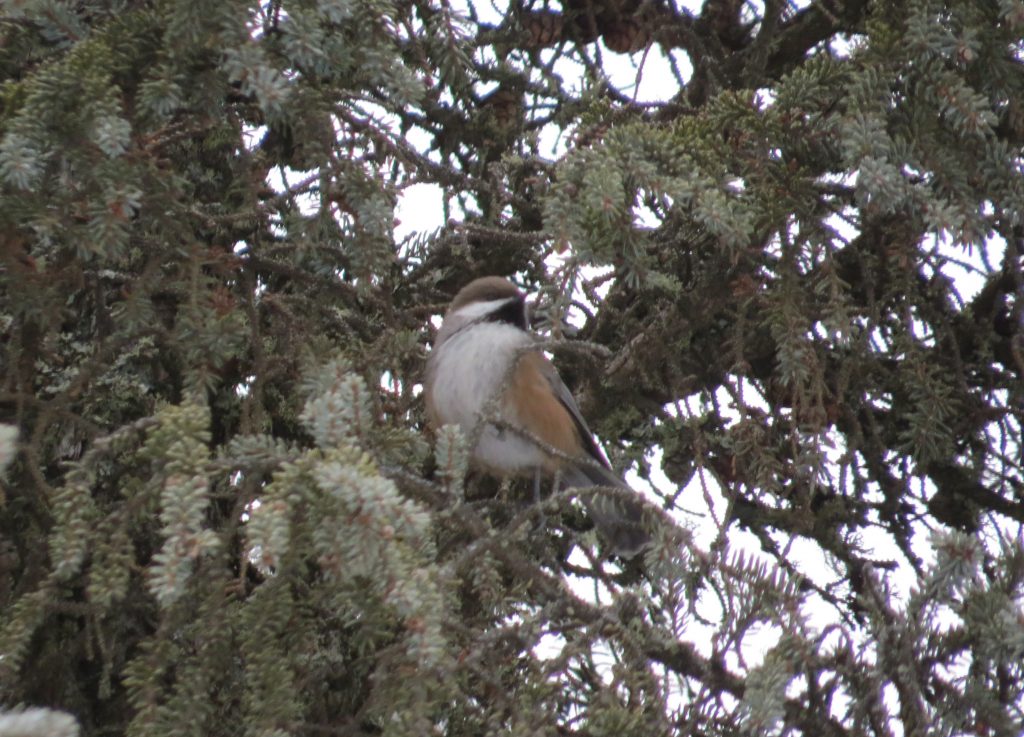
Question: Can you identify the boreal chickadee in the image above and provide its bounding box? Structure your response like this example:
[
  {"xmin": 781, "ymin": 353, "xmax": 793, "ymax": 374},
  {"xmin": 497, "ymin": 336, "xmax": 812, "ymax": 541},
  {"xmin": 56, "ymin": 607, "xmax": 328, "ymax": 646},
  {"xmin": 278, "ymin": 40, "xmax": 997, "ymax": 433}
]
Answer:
[{"xmin": 425, "ymin": 276, "xmax": 651, "ymax": 558}]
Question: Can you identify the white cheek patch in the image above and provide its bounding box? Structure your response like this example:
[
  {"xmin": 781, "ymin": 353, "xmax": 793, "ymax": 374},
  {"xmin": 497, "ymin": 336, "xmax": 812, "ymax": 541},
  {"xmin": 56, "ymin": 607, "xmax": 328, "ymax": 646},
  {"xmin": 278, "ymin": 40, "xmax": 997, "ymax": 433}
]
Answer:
[{"xmin": 450, "ymin": 298, "xmax": 516, "ymax": 322}]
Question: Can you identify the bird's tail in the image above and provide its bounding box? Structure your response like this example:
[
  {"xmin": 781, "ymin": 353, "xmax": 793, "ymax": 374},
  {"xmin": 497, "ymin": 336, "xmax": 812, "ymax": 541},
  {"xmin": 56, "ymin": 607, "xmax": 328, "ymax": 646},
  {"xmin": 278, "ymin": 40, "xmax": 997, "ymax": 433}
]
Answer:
[{"xmin": 561, "ymin": 463, "xmax": 652, "ymax": 559}]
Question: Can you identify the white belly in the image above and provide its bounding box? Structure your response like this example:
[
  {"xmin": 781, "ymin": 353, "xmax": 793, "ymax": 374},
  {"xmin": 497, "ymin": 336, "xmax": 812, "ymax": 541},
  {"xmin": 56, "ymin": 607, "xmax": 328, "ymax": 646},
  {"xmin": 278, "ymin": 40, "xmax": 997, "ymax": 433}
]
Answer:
[{"xmin": 428, "ymin": 323, "xmax": 545, "ymax": 473}]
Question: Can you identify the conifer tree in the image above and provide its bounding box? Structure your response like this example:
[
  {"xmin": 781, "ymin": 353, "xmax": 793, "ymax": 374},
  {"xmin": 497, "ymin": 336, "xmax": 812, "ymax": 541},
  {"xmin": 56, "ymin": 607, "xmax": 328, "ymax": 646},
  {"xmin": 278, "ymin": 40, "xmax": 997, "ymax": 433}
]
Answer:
[{"xmin": 1, "ymin": 1, "xmax": 1022, "ymax": 736}]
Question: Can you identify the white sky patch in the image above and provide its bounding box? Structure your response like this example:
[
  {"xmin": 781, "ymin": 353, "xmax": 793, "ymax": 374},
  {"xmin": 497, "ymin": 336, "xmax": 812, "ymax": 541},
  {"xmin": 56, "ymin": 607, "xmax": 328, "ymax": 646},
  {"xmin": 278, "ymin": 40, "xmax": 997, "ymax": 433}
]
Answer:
[
  {"xmin": 395, "ymin": 183, "xmax": 447, "ymax": 242},
  {"xmin": 265, "ymin": 165, "xmax": 320, "ymax": 217},
  {"xmin": 928, "ymin": 228, "xmax": 1006, "ymax": 303},
  {"xmin": 533, "ymin": 630, "xmax": 566, "ymax": 662},
  {"xmin": 597, "ymin": 40, "xmax": 689, "ymax": 104},
  {"xmin": 242, "ymin": 123, "xmax": 267, "ymax": 151}
]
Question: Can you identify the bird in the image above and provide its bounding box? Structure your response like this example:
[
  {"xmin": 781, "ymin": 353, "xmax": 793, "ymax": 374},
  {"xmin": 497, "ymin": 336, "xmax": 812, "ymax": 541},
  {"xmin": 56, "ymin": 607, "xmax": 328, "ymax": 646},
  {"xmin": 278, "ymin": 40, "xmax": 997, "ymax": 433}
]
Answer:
[{"xmin": 424, "ymin": 276, "xmax": 651, "ymax": 558}]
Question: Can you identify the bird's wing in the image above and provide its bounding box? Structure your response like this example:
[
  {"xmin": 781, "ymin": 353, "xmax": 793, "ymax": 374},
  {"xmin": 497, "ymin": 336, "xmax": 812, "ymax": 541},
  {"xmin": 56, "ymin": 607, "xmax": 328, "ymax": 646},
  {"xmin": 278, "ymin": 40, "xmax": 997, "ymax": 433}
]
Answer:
[
  {"xmin": 532, "ymin": 353, "xmax": 617, "ymax": 473},
  {"xmin": 509, "ymin": 349, "xmax": 632, "ymax": 492},
  {"xmin": 530, "ymin": 353, "xmax": 650, "ymax": 558}
]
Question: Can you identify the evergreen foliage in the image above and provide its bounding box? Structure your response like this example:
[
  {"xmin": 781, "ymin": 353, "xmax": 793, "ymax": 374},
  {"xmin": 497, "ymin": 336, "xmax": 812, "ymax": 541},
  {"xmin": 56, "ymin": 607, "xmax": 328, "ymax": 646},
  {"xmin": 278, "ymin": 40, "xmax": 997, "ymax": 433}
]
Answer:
[{"xmin": 1, "ymin": 1, "xmax": 1022, "ymax": 735}]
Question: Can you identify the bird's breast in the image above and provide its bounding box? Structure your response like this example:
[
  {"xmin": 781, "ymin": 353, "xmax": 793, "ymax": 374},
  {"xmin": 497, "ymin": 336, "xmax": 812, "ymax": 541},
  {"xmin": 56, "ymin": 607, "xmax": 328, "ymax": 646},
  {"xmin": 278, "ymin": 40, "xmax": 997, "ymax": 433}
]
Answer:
[{"xmin": 427, "ymin": 323, "xmax": 546, "ymax": 473}]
